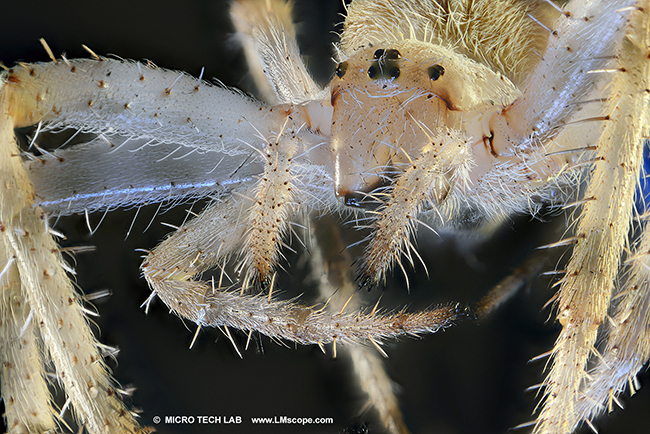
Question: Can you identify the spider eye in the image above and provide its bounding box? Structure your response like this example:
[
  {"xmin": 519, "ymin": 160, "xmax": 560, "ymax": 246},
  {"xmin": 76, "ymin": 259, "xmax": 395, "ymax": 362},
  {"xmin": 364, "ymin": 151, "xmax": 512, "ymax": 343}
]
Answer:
[
  {"xmin": 373, "ymin": 49, "xmax": 385, "ymax": 59},
  {"xmin": 385, "ymin": 49, "xmax": 400, "ymax": 59},
  {"xmin": 368, "ymin": 65, "xmax": 377, "ymax": 79},
  {"xmin": 388, "ymin": 66, "xmax": 400, "ymax": 79},
  {"xmin": 428, "ymin": 64, "xmax": 445, "ymax": 81},
  {"xmin": 335, "ymin": 61, "xmax": 348, "ymax": 78}
]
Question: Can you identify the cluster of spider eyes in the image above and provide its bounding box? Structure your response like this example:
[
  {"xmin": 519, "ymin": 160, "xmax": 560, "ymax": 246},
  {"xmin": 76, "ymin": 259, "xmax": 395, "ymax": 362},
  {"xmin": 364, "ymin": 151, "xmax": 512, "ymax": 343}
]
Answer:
[
  {"xmin": 334, "ymin": 47, "xmax": 446, "ymax": 82},
  {"xmin": 368, "ymin": 48, "xmax": 402, "ymax": 79}
]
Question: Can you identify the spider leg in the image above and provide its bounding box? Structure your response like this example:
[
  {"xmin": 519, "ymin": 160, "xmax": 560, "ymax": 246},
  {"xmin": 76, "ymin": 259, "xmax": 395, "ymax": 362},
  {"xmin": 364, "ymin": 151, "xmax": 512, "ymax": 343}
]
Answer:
[
  {"xmin": 311, "ymin": 216, "xmax": 409, "ymax": 434},
  {"xmin": 26, "ymin": 135, "xmax": 263, "ymax": 215},
  {"xmin": 2, "ymin": 58, "xmax": 290, "ymax": 156},
  {"xmin": 2, "ymin": 52, "xmax": 306, "ymax": 434},
  {"xmin": 573, "ymin": 213, "xmax": 650, "ymax": 429},
  {"xmin": 0, "ymin": 241, "xmax": 57, "ymax": 433},
  {"xmin": 0, "ymin": 99, "xmax": 144, "ymax": 433},
  {"xmin": 140, "ymin": 163, "xmax": 461, "ymax": 350},
  {"xmin": 535, "ymin": 2, "xmax": 650, "ymax": 432},
  {"xmin": 359, "ymin": 130, "xmax": 473, "ymax": 288},
  {"xmin": 231, "ymin": 0, "xmax": 325, "ymax": 105},
  {"xmin": 238, "ymin": 124, "xmax": 300, "ymax": 286}
]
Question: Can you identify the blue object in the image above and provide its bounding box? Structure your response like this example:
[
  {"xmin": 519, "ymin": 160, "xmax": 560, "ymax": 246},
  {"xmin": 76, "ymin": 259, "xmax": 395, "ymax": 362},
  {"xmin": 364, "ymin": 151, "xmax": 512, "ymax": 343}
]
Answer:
[{"xmin": 635, "ymin": 139, "xmax": 650, "ymax": 214}]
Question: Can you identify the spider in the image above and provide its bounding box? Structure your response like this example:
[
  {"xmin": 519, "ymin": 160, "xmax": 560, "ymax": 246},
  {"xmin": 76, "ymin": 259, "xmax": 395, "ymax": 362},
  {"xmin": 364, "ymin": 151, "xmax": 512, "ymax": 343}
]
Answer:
[{"xmin": 1, "ymin": 0, "xmax": 648, "ymax": 434}]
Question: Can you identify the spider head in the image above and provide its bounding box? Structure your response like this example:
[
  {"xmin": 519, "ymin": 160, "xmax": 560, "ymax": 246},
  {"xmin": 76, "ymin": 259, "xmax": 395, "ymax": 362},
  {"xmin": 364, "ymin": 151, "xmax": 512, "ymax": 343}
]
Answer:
[{"xmin": 328, "ymin": 40, "xmax": 519, "ymax": 209}]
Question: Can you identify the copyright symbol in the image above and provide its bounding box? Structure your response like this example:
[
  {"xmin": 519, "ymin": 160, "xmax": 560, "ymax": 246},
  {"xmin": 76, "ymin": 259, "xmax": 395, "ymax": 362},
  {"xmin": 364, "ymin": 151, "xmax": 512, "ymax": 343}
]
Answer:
[{"xmin": 153, "ymin": 416, "xmax": 161, "ymax": 424}]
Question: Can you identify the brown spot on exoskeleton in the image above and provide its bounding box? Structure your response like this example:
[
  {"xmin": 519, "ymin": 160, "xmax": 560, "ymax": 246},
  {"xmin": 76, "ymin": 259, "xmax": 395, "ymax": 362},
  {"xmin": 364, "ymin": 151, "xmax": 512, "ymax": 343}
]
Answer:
[
  {"xmin": 330, "ymin": 89, "xmax": 341, "ymax": 107},
  {"xmin": 482, "ymin": 131, "xmax": 499, "ymax": 158}
]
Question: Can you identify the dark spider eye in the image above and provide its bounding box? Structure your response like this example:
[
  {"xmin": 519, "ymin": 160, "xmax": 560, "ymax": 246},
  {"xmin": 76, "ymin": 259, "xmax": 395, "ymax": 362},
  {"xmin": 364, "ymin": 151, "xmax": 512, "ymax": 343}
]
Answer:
[
  {"xmin": 388, "ymin": 66, "xmax": 400, "ymax": 79},
  {"xmin": 373, "ymin": 49, "xmax": 385, "ymax": 59},
  {"xmin": 335, "ymin": 61, "xmax": 348, "ymax": 78},
  {"xmin": 368, "ymin": 65, "xmax": 377, "ymax": 79},
  {"xmin": 385, "ymin": 49, "xmax": 400, "ymax": 59},
  {"xmin": 428, "ymin": 64, "xmax": 445, "ymax": 81}
]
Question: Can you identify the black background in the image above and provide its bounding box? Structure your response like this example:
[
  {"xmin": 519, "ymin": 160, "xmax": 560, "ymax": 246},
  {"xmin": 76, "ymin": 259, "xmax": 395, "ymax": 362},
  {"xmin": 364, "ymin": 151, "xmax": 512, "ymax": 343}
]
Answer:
[{"xmin": 1, "ymin": 1, "xmax": 650, "ymax": 433}]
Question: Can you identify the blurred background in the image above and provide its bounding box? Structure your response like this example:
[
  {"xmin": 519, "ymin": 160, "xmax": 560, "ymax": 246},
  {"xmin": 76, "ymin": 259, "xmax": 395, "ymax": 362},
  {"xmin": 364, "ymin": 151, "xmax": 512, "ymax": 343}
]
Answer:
[{"xmin": 1, "ymin": 1, "xmax": 649, "ymax": 433}]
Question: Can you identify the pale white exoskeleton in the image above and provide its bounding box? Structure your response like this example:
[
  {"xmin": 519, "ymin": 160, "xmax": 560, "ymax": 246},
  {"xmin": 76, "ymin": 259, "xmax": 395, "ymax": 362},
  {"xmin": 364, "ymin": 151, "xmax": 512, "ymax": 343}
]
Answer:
[{"xmin": 1, "ymin": 0, "xmax": 647, "ymax": 431}]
